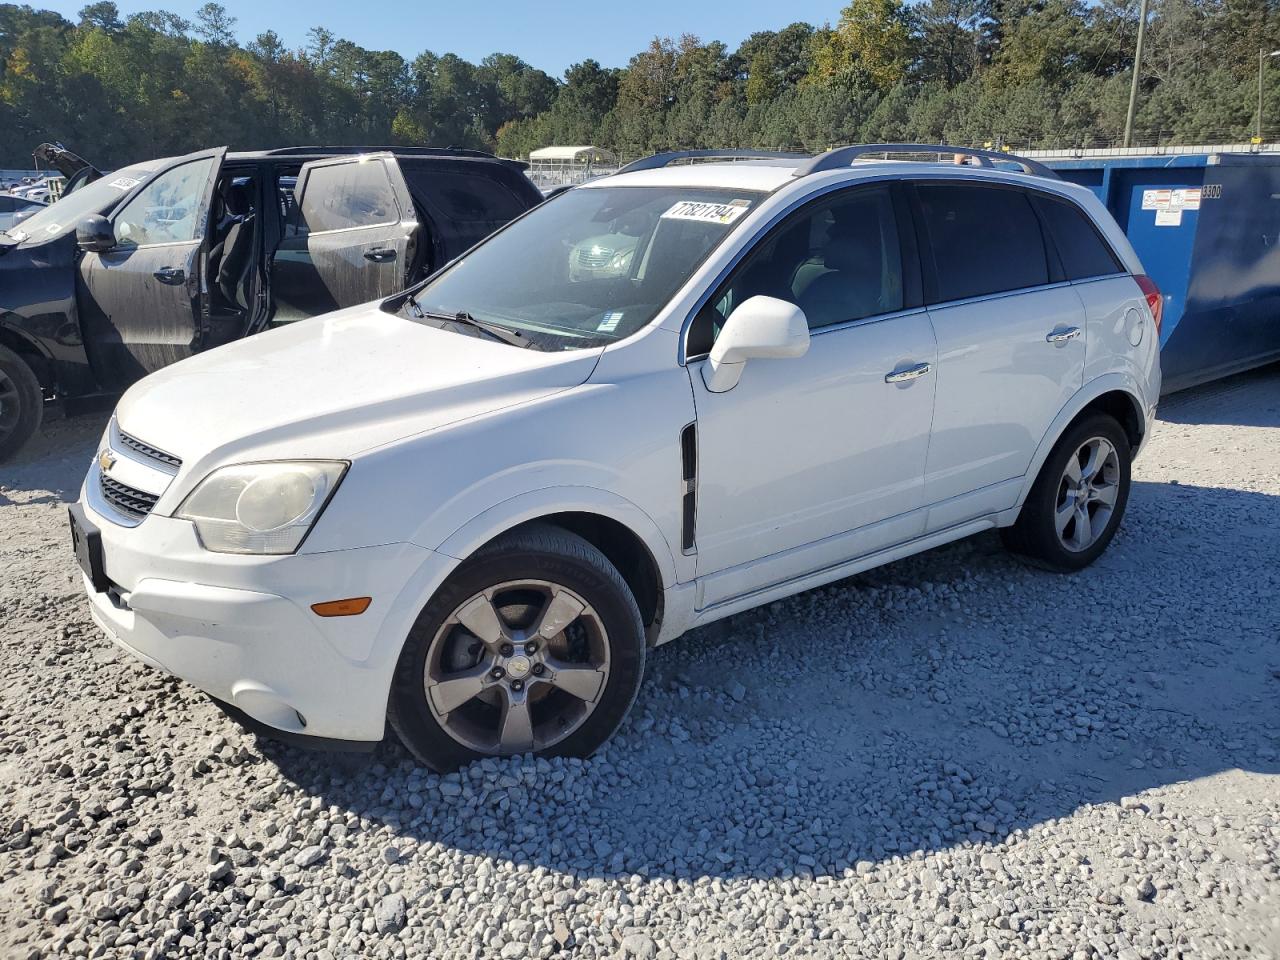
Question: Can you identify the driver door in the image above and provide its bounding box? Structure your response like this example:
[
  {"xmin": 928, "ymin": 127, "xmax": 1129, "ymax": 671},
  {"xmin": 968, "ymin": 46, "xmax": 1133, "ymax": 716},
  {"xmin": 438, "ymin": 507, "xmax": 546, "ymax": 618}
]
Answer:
[
  {"xmin": 688, "ymin": 184, "xmax": 938, "ymax": 608},
  {"xmin": 76, "ymin": 147, "xmax": 226, "ymax": 390},
  {"xmin": 269, "ymin": 154, "xmax": 420, "ymax": 322}
]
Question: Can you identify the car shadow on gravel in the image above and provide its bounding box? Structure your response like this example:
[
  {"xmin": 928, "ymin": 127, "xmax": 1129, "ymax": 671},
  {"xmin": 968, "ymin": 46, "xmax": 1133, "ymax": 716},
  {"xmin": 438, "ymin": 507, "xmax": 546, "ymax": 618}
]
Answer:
[
  {"xmin": 1157, "ymin": 361, "xmax": 1280, "ymax": 427},
  {"xmin": 0, "ymin": 411, "xmax": 106, "ymax": 504},
  {"xmin": 254, "ymin": 476, "xmax": 1280, "ymax": 881}
]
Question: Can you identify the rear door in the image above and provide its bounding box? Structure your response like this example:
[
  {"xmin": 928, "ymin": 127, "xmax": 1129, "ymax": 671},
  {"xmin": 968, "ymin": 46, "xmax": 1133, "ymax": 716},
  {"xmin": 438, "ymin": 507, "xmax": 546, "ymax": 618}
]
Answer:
[
  {"xmin": 269, "ymin": 154, "xmax": 419, "ymax": 322},
  {"xmin": 76, "ymin": 147, "xmax": 225, "ymax": 389},
  {"xmin": 912, "ymin": 180, "xmax": 1087, "ymax": 529}
]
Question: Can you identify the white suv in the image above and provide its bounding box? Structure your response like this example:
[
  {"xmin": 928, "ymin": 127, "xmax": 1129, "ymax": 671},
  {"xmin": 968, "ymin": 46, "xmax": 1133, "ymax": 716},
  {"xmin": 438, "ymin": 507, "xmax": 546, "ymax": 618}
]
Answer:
[{"xmin": 72, "ymin": 144, "xmax": 1162, "ymax": 770}]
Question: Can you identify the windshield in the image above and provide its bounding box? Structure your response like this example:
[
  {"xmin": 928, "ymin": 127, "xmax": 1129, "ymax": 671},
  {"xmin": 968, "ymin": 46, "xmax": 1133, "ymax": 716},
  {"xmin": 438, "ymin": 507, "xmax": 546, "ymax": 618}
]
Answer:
[
  {"xmin": 403, "ymin": 185, "xmax": 765, "ymax": 349},
  {"xmin": 7, "ymin": 164, "xmax": 154, "ymax": 244}
]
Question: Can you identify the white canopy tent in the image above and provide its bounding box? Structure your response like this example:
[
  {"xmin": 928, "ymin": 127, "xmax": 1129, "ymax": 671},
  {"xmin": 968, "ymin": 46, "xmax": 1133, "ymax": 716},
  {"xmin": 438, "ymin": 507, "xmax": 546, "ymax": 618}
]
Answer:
[{"xmin": 526, "ymin": 146, "xmax": 620, "ymax": 190}]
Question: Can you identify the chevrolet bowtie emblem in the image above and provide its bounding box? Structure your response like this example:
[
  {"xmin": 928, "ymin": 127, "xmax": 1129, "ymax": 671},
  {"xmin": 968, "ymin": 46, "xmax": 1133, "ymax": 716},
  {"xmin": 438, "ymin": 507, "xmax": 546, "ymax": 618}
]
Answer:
[{"xmin": 98, "ymin": 449, "xmax": 116, "ymax": 473}]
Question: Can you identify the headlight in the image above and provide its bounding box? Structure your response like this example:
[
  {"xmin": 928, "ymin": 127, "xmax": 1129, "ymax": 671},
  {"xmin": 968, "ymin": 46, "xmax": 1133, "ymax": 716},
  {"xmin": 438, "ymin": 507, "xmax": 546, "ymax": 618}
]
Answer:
[{"xmin": 176, "ymin": 461, "xmax": 347, "ymax": 555}]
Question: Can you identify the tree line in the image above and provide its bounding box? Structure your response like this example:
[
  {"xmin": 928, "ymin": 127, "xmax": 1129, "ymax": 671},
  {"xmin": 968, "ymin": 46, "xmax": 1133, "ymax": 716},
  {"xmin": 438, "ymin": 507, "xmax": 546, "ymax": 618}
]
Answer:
[{"xmin": 2, "ymin": 0, "xmax": 1279, "ymax": 170}]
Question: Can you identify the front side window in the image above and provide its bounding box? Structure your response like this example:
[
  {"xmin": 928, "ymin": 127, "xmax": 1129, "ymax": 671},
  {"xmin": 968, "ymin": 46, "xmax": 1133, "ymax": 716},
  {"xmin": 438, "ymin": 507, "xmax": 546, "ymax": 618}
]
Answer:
[
  {"xmin": 114, "ymin": 157, "xmax": 216, "ymax": 247},
  {"xmin": 404, "ymin": 185, "xmax": 764, "ymax": 350},
  {"xmin": 688, "ymin": 185, "xmax": 904, "ymax": 355},
  {"xmin": 917, "ymin": 183, "xmax": 1048, "ymax": 303},
  {"xmin": 4, "ymin": 163, "xmax": 155, "ymax": 244},
  {"xmin": 295, "ymin": 160, "xmax": 399, "ymax": 234}
]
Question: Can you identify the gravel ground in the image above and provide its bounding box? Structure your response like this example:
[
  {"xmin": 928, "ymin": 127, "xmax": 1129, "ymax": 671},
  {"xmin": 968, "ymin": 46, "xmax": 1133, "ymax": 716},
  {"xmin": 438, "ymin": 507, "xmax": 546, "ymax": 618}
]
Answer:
[{"xmin": 2, "ymin": 367, "xmax": 1278, "ymax": 960}]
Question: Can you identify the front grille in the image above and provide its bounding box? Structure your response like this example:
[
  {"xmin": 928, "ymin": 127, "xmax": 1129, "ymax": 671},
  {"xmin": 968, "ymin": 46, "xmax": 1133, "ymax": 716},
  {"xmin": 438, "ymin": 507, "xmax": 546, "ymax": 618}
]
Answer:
[
  {"xmin": 117, "ymin": 430, "xmax": 182, "ymax": 470},
  {"xmin": 99, "ymin": 473, "xmax": 160, "ymax": 520},
  {"xmin": 576, "ymin": 246, "xmax": 612, "ymax": 268}
]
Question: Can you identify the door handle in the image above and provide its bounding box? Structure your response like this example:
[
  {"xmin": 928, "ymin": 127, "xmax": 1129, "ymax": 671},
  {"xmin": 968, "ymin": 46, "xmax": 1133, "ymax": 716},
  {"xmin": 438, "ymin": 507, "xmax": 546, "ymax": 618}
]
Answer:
[
  {"xmin": 1046, "ymin": 326, "xmax": 1082, "ymax": 344},
  {"xmin": 363, "ymin": 248, "xmax": 397, "ymax": 263},
  {"xmin": 884, "ymin": 362, "xmax": 932, "ymax": 384},
  {"xmin": 153, "ymin": 267, "xmax": 185, "ymax": 284}
]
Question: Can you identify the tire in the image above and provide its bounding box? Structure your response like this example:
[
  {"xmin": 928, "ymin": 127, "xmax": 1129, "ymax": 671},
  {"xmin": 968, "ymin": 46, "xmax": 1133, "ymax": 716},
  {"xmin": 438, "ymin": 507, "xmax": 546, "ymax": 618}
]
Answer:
[
  {"xmin": 388, "ymin": 523, "xmax": 646, "ymax": 771},
  {"xmin": 0, "ymin": 344, "xmax": 43, "ymax": 463},
  {"xmin": 1001, "ymin": 413, "xmax": 1132, "ymax": 573}
]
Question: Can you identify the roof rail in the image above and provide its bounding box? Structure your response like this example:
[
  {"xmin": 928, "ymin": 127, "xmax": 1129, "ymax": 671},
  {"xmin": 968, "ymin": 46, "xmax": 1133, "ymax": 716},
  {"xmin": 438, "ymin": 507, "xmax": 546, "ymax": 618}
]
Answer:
[
  {"xmin": 619, "ymin": 149, "xmax": 810, "ymax": 173},
  {"xmin": 793, "ymin": 143, "xmax": 1060, "ymax": 180},
  {"xmin": 262, "ymin": 145, "xmax": 499, "ymax": 158}
]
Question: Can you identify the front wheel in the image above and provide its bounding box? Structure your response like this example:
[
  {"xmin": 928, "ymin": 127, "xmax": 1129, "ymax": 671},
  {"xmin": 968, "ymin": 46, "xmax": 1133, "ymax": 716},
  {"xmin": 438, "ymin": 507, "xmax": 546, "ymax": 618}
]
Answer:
[
  {"xmin": 1002, "ymin": 413, "xmax": 1132, "ymax": 572},
  {"xmin": 0, "ymin": 344, "xmax": 43, "ymax": 463},
  {"xmin": 388, "ymin": 524, "xmax": 646, "ymax": 771}
]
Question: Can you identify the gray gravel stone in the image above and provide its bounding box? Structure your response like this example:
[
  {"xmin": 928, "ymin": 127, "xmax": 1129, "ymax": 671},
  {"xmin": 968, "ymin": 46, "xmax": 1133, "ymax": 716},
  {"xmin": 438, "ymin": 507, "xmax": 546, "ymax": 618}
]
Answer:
[
  {"xmin": 373, "ymin": 893, "xmax": 407, "ymax": 934},
  {"xmin": 293, "ymin": 845, "xmax": 324, "ymax": 868}
]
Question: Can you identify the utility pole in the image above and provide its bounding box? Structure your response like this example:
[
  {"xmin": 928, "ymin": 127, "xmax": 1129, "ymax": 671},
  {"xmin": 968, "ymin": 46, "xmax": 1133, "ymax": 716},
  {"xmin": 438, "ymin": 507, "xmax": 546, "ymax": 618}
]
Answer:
[
  {"xmin": 1261, "ymin": 49, "xmax": 1266, "ymax": 143},
  {"xmin": 1258, "ymin": 49, "xmax": 1280, "ymax": 143},
  {"xmin": 1123, "ymin": 0, "xmax": 1150, "ymax": 148}
]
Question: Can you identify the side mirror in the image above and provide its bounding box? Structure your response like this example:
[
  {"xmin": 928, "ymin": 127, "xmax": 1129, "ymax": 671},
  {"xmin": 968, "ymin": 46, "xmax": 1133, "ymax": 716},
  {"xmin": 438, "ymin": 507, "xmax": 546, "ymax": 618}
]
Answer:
[
  {"xmin": 76, "ymin": 214, "xmax": 115, "ymax": 253},
  {"xmin": 703, "ymin": 295, "xmax": 810, "ymax": 393}
]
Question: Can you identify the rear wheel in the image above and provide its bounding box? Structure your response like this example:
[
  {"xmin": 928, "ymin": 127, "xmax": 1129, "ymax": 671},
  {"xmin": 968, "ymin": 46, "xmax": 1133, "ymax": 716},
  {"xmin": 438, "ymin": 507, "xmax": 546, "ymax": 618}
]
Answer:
[
  {"xmin": 388, "ymin": 524, "xmax": 646, "ymax": 771},
  {"xmin": 0, "ymin": 344, "xmax": 43, "ymax": 463},
  {"xmin": 1002, "ymin": 413, "xmax": 1131, "ymax": 572}
]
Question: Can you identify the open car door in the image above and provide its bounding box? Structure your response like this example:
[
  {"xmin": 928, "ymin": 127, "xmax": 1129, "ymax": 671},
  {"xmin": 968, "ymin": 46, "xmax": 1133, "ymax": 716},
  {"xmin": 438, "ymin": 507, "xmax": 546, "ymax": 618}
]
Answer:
[
  {"xmin": 270, "ymin": 153, "xmax": 420, "ymax": 322},
  {"xmin": 76, "ymin": 147, "xmax": 226, "ymax": 390}
]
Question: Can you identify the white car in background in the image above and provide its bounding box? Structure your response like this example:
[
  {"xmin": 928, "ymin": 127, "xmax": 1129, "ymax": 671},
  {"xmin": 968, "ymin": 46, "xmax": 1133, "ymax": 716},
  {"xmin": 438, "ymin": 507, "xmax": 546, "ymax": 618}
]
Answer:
[{"xmin": 72, "ymin": 144, "xmax": 1162, "ymax": 771}]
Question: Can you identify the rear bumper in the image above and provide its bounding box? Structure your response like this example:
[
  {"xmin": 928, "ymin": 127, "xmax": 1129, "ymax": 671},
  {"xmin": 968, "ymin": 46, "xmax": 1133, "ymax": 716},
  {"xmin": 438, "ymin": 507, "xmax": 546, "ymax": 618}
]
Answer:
[{"xmin": 78, "ymin": 497, "xmax": 456, "ymax": 743}]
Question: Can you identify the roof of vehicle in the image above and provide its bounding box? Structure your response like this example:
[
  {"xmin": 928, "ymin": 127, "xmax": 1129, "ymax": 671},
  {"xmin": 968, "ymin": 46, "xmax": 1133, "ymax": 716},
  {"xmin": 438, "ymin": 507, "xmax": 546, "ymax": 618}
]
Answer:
[
  {"xmin": 225, "ymin": 146, "xmax": 528, "ymax": 171},
  {"xmin": 589, "ymin": 158, "xmax": 1072, "ymax": 194},
  {"xmin": 584, "ymin": 145, "xmax": 1071, "ymax": 195}
]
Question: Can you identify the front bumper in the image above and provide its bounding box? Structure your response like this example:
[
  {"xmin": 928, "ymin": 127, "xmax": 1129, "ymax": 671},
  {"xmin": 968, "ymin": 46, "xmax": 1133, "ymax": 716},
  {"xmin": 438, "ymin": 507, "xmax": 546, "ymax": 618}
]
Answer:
[{"xmin": 77, "ymin": 497, "xmax": 455, "ymax": 743}]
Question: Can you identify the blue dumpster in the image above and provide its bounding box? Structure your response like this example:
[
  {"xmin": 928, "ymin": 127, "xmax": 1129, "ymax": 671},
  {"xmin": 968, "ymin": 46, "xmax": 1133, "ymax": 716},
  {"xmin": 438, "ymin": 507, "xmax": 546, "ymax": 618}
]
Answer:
[{"xmin": 1042, "ymin": 153, "xmax": 1280, "ymax": 393}]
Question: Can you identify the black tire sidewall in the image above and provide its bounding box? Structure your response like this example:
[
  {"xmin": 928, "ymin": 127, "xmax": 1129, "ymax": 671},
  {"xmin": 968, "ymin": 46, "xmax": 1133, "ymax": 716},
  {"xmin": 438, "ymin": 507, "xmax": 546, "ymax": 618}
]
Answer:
[
  {"xmin": 1017, "ymin": 414, "xmax": 1132, "ymax": 572},
  {"xmin": 388, "ymin": 532, "xmax": 646, "ymax": 771},
  {"xmin": 0, "ymin": 345, "xmax": 42, "ymax": 463}
]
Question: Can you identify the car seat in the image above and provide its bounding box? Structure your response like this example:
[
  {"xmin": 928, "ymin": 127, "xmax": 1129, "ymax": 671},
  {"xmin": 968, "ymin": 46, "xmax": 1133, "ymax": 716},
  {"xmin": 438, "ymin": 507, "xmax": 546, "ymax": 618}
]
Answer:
[
  {"xmin": 796, "ymin": 217, "xmax": 886, "ymax": 328},
  {"xmin": 208, "ymin": 181, "xmax": 256, "ymax": 311}
]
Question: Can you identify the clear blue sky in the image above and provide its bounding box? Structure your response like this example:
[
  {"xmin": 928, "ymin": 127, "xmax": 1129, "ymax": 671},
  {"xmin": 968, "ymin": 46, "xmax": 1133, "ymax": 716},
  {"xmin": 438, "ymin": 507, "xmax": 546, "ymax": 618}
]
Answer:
[{"xmin": 38, "ymin": 1, "xmax": 844, "ymax": 76}]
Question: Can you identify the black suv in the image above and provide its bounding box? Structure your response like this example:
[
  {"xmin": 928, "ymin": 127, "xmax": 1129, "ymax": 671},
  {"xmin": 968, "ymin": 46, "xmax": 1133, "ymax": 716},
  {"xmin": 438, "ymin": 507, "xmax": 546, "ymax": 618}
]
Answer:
[{"xmin": 0, "ymin": 146, "xmax": 542, "ymax": 460}]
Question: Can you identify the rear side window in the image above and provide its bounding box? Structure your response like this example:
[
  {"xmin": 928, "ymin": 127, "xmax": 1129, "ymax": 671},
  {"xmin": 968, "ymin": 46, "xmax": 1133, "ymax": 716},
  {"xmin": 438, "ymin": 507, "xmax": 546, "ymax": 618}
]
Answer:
[
  {"xmin": 401, "ymin": 167, "xmax": 528, "ymax": 223},
  {"xmin": 916, "ymin": 184, "xmax": 1048, "ymax": 302},
  {"xmin": 296, "ymin": 161, "xmax": 398, "ymax": 233},
  {"xmin": 1034, "ymin": 195, "xmax": 1123, "ymax": 280}
]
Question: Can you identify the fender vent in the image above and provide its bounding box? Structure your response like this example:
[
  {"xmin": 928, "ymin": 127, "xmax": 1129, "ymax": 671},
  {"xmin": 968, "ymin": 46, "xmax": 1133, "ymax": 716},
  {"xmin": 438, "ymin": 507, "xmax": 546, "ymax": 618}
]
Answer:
[{"xmin": 680, "ymin": 423, "xmax": 697, "ymax": 552}]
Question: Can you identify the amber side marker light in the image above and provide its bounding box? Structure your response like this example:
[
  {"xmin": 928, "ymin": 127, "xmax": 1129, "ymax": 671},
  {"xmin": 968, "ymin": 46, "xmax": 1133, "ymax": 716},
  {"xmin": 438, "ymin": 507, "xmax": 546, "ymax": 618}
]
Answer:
[{"xmin": 311, "ymin": 597, "xmax": 372, "ymax": 617}]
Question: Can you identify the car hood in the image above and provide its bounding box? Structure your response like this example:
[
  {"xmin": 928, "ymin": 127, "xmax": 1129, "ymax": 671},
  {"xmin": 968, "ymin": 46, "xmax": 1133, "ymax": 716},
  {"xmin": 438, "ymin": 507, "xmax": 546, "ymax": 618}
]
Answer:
[
  {"xmin": 114, "ymin": 304, "xmax": 602, "ymax": 470},
  {"xmin": 32, "ymin": 142, "xmax": 100, "ymax": 182}
]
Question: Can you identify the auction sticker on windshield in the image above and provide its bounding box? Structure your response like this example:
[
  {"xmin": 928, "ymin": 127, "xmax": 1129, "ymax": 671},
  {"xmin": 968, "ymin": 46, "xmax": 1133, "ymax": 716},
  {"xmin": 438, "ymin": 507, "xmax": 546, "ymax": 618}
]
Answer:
[
  {"xmin": 108, "ymin": 176, "xmax": 141, "ymax": 191},
  {"xmin": 661, "ymin": 199, "xmax": 752, "ymax": 225}
]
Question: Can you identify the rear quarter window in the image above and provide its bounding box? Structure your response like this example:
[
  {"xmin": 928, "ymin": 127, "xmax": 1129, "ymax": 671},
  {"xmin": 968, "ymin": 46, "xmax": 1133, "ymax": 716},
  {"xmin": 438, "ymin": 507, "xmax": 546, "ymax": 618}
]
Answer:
[
  {"xmin": 916, "ymin": 183, "xmax": 1049, "ymax": 302},
  {"xmin": 1033, "ymin": 195, "xmax": 1124, "ymax": 280}
]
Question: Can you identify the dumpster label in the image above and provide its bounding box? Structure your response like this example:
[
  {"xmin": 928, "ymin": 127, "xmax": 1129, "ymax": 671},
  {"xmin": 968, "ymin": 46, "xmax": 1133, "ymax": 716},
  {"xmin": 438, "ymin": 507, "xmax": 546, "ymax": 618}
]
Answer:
[
  {"xmin": 1155, "ymin": 208, "xmax": 1183, "ymax": 226},
  {"xmin": 1142, "ymin": 187, "xmax": 1202, "ymax": 211}
]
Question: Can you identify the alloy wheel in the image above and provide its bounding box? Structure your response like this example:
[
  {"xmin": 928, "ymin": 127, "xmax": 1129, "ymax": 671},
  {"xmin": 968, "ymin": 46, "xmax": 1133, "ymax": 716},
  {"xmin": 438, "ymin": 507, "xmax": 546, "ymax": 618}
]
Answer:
[
  {"xmin": 423, "ymin": 579, "xmax": 611, "ymax": 755},
  {"xmin": 1055, "ymin": 436, "xmax": 1120, "ymax": 552}
]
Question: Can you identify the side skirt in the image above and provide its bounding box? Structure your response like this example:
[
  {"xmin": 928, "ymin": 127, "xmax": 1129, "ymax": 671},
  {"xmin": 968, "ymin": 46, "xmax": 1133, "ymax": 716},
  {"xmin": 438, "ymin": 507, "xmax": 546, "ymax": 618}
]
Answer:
[{"xmin": 655, "ymin": 515, "xmax": 999, "ymax": 644}]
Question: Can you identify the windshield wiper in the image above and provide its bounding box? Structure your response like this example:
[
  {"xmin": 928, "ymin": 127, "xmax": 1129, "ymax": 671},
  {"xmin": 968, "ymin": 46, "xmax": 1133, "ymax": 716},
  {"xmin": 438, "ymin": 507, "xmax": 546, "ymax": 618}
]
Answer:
[{"xmin": 412, "ymin": 298, "xmax": 532, "ymax": 348}]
